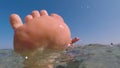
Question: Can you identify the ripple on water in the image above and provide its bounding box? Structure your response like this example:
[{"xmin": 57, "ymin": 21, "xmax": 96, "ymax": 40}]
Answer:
[{"xmin": 1, "ymin": 44, "xmax": 120, "ymax": 68}]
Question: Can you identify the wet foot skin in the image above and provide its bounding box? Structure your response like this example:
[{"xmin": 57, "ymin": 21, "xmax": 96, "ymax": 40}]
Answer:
[{"xmin": 10, "ymin": 10, "xmax": 71, "ymax": 54}]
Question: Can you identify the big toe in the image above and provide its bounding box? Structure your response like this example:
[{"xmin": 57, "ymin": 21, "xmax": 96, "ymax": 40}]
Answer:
[
  {"xmin": 50, "ymin": 14, "xmax": 64, "ymax": 22},
  {"xmin": 10, "ymin": 14, "xmax": 23, "ymax": 30}
]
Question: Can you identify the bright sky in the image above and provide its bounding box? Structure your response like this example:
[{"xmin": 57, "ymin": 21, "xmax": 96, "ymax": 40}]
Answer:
[{"xmin": 0, "ymin": 0, "xmax": 120, "ymax": 49}]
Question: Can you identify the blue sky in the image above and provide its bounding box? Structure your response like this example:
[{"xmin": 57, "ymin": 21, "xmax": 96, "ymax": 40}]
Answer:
[{"xmin": 0, "ymin": 0, "xmax": 120, "ymax": 49}]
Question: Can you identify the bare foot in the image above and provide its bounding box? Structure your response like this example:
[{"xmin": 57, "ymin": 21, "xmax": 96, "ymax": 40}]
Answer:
[{"xmin": 10, "ymin": 10, "xmax": 71, "ymax": 54}]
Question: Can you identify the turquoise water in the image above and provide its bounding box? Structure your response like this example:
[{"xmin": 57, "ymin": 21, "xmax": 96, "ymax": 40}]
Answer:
[{"xmin": 0, "ymin": 44, "xmax": 120, "ymax": 68}]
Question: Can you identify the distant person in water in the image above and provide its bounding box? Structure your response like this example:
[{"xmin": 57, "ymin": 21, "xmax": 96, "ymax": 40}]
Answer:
[
  {"xmin": 67, "ymin": 37, "xmax": 80, "ymax": 48},
  {"xmin": 10, "ymin": 10, "xmax": 79, "ymax": 55}
]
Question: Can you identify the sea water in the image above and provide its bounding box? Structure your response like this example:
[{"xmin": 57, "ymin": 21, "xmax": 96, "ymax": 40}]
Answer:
[
  {"xmin": 0, "ymin": 44, "xmax": 120, "ymax": 68},
  {"xmin": 0, "ymin": 49, "xmax": 24, "ymax": 68},
  {"xmin": 0, "ymin": 48, "xmax": 72, "ymax": 68}
]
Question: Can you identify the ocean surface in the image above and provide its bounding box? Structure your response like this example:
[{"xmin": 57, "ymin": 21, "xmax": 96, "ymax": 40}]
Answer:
[{"xmin": 0, "ymin": 44, "xmax": 120, "ymax": 68}]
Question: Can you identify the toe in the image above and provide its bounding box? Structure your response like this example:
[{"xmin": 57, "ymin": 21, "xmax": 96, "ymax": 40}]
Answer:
[
  {"xmin": 10, "ymin": 14, "xmax": 23, "ymax": 30},
  {"xmin": 25, "ymin": 15, "xmax": 33, "ymax": 22},
  {"xmin": 31, "ymin": 10, "xmax": 40, "ymax": 18},
  {"xmin": 50, "ymin": 14, "xmax": 64, "ymax": 22},
  {"xmin": 40, "ymin": 10, "xmax": 48, "ymax": 16}
]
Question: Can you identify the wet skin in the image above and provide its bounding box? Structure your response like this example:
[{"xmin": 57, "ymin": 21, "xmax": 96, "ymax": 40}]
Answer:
[{"xmin": 10, "ymin": 10, "xmax": 71, "ymax": 54}]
